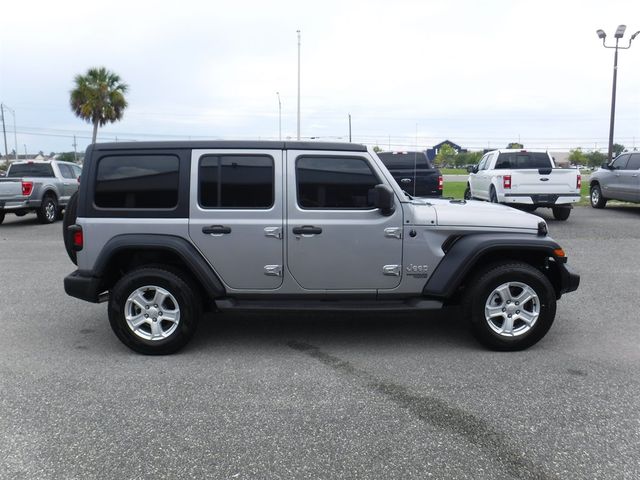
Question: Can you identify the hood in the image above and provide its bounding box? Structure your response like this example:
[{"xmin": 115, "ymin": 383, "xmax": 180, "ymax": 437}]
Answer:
[{"xmin": 408, "ymin": 198, "xmax": 544, "ymax": 232}]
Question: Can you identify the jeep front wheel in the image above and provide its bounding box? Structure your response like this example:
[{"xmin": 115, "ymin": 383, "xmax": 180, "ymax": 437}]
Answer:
[
  {"xmin": 463, "ymin": 261, "xmax": 556, "ymax": 351},
  {"xmin": 108, "ymin": 268, "xmax": 201, "ymax": 355}
]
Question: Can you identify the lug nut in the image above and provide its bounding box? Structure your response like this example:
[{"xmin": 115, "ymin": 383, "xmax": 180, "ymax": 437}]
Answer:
[
  {"xmin": 154, "ymin": 304, "xmax": 158, "ymax": 308},
  {"xmin": 507, "ymin": 300, "xmax": 511, "ymax": 304},
  {"xmin": 502, "ymin": 308, "xmax": 506, "ymax": 312},
  {"xmin": 515, "ymin": 301, "xmax": 519, "ymax": 305},
  {"xmin": 158, "ymin": 312, "xmax": 163, "ymax": 316},
  {"xmin": 508, "ymin": 314, "xmax": 512, "ymax": 318},
  {"xmin": 516, "ymin": 310, "xmax": 520, "ymax": 314},
  {"xmin": 152, "ymin": 317, "xmax": 157, "ymax": 322},
  {"xmin": 144, "ymin": 314, "xmax": 149, "ymax": 318},
  {"xmin": 145, "ymin": 305, "xmax": 149, "ymax": 309}
]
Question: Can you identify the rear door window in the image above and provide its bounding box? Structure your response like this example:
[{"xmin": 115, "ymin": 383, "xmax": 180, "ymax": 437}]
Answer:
[
  {"xmin": 58, "ymin": 164, "xmax": 75, "ymax": 179},
  {"xmin": 198, "ymin": 155, "xmax": 274, "ymax": 209}
]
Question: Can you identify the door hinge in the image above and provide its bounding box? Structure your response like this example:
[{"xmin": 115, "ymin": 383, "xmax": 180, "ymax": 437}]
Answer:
[
  {"xmin": 264, "ymin": 227, "xmax": 282, "ymax": 239},
  {"xmin": 383, "ymin": 265, "xmax": 401, "ymax": 276},
  {"xmin": 384, "ymin": 227, "xmax": 402, "ymax": 239},
  {"xmin": 264, "ymin": 265, "xmax": 283, "ymax": 277}
]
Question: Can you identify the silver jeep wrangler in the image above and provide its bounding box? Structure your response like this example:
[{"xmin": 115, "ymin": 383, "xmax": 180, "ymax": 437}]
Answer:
[{"xmin": 63, "ymin": 141, "xmax": 579, "ymax": 354}]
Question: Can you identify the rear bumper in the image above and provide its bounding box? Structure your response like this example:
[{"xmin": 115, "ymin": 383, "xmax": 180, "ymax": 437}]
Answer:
[
  {"xmin": 502, "ymin": 193, "xmax": 580, "ymax": 207},
  {"xmin": 64, "ymin": 270, "xmax": 104, "ymax": 303},
  {"xmin": 0, "ymin": 198, "xmax": 40, "ymax": 211}
]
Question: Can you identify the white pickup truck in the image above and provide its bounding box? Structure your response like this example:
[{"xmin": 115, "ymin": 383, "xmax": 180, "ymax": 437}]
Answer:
[{"xmin": 464, "ymin": 149, "xmax": 581, "ymax": 220}]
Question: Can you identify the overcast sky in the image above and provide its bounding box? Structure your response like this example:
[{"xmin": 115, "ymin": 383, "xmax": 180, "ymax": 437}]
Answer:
[{"xmin": 1, "ymin": 0, "xmax": 639, "ymax": 154}]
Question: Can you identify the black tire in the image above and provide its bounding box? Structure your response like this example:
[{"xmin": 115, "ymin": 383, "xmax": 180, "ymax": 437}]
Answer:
[
  {"xmin": 489, "ymin": 186, "xmax": 498, "ymax": 203},
  {"xmin": 36, "ymin": 194, "xmax": 58, "ymax": 224},
  {"xmin": 14, "ymin": 211, "xmax": 27, "ymax": 217},
  {"xmin": 464, "ymin": 184, "xmax": 472, "ymax": 200},
  {"xmin": 62, "ymin": 192, "xmax": 78, "ymax": 264},
  {"xmin": 0, "ymin": 211, "xmax": 4, "ymax": 225},
  {"xmin": 590, "ymin": 184, "xmax": 607, "ymax": 209},
  {"xmin": 462, "ymin": 261, "xmax": 557, "ymax": 351},
  {"xmin": 552, "ymin": 207, "xmax": 571, "ymax": 221},
  {"xmin": 108, "ymin": 267, "xmax": 202, "ymax": 355}
]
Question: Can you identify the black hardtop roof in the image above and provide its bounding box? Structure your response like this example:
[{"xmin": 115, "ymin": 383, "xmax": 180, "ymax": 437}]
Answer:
[{"xmin": 92, "ymin": 140, "xmax": 367, "ymax": 152}]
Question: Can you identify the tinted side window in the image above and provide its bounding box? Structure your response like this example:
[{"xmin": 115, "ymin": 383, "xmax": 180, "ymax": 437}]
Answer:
[
  {"xmin": 611, "ymin": 154, "xmax": 629, "ymax": 170},
  {"xmin": 199, "ymin": 155, "xmax": 274, "ymax": 209},
  {"xmin": 58, "ymin": 164, "xmax": 75, "ymax": 179},
  {"xmin": 297, "ymin": 156, "xmax": 379, "ymax": 209},
  {"xmin": 72, "ymin": 165, "xmax": 83, "ymax": 178},
  {"xmin": 7, "ymin": 163, "xmax": 55, "ymax": 177},
  {"xmin": 627, "ymin": 154, "xmax": 640, "ymax": 170},
  {"xmin": 95, "ymin": 155, "xmax": 179, "ymax": 209}
]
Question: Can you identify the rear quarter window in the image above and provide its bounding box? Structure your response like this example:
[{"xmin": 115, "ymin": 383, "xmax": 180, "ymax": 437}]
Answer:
[{"xmin": 94, "ymin": 154, "xmax": 180, "ymax": 209}]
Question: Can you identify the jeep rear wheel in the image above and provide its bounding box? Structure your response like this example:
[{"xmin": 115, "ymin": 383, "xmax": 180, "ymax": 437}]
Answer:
[
  {"xmin": 463, "ymin": 261, "xmax": 556, "ymax": 351},
  {"xmin": 108, "ymin": 268, "xmax": 201, "ymax": 355}
]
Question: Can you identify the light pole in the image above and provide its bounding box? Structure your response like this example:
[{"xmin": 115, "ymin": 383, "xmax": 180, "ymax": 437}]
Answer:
[
  {"xmin": 276, "ymin": 92, "xmax": 282, "ymax": 141},
  {"xmin": 296, "ymin": 29, "xmax": 301, "ymax": 141},
  {"xmin": 596, "ymin": 25, "xmax": 640, "ymax": 162}
]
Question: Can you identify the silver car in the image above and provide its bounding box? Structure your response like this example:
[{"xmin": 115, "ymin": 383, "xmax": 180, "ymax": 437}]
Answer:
[{"xmin": 590, "ymin": 152, "xmax": 640, "ymax": 208}]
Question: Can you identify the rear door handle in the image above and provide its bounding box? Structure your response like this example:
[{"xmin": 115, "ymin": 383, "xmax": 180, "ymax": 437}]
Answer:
[
  {"xmin": 292, "ymin": 225, "xmax": 322, "ymax": 235},
  {"xmin": 202, "ymin": 225, "xmax": 231, "ymax": 235}
]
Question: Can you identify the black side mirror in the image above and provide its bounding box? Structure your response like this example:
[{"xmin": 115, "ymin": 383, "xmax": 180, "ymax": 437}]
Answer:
[
  {"xmin": 368, "ymin": 184, "xmax": 395, "ymax": 216},
  {"xmin": 601, "ymin": 162, "xmax": 611, "ymax": 169},
  {"xmin": 467, "ymin": 165, "xmax": 478, "ymax": 173}
]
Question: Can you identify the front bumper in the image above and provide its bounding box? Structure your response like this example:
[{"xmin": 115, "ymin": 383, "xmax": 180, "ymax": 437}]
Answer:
[
  {"xmin": 557, "ymin": 262, "xmax": 580, "ymax": 297},
  {"xmin": 64, "ymin": 271, "xmax": 105, "ymax": 303}
]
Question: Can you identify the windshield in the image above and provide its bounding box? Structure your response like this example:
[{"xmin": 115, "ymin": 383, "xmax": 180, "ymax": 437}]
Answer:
[{"xmin": 495, "ymin": 152, "xmax": 552, "ymax": 169}]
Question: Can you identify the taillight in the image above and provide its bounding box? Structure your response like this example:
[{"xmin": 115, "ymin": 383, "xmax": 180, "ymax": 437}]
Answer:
[
  {"xmin": 438, "ymin": 175, "xmax": 443, "ymax": 191},
  {"xmin": 22, "ymin": 181, "xmax": 33, "ymax": 196},
  {"xmin": 577, "ymin": 174, "xmax": 581, "ymax": 190},
  {"xmin": 503, "ymin": 175, "xmax": 512, "ymax": 189},
  {"xmin": 69, "ymin": 225, "xmax": 83, "ymax": 251}
]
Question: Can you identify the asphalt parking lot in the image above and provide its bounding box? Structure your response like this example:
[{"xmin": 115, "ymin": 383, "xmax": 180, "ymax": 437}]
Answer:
[{"xmin": 1, "ymin": 206, "xmax": 639, "ymax": 480}]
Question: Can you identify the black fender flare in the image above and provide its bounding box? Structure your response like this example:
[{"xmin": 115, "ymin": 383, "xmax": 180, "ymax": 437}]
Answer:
[
  {"xmin": 86, "ymin": 234, "xmax": 226, "ymax": 298},
  {"xmin": 422, "ymin": 233, "xmax": 563, "ymax": 298}
]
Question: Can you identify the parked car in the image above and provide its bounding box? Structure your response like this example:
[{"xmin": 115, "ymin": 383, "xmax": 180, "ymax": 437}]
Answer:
[
  {"xmin": 589, "ymin": 152, "xmax": 640, "ymax": 208},
  {"xmin": 465, "ymin": 149, "xmax": 581, "ymax": 220},
  {"xmin": 376, "ymin": 151, "xmax": 442, "ymax": 197},
  {"xmin": 63, "ymin": 141, "xmax": 579, "ymax": 354},
  {"xmin": 0, "ymin": 160, "xmax": 82, "ymax": 224}
]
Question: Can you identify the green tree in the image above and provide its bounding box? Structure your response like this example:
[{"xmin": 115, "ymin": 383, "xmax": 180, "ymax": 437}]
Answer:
[
  {"xmin": 613, "ymin": 143, "xmax": 625, "ymax": 157},
  {"xmin": 455, "ymin": 151, "xmax": 482, "ymax": 167},
  {"xmin": 70, "ymin": 67, "xmax": 129, "ymax": 144},
  {"xmin": 373, "ymin": 145, "xmax": 382, "ymax": 153},
  {"xmin": 568, "ymin": 148, "xmax": 587, "ymax": 165},
  {"xmin": 434, "ymin": 143, "xmax": 456, "ymax": 167},
  {"xmin": 507, "ymin": 142, "xmax": 524, "ymax": 149},
  {"xmin": 585, "ymin": 151, "xmax": 606, "ymax": 168},
  {"xmin": 57, "ymin": 152, "xmax": 78, "ymax": 163}
]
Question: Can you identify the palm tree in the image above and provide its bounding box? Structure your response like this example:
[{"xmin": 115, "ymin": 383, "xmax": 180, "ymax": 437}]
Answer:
[{"xmin": 70, "ymin": 67, "xmax": 129, "ymax": 144}]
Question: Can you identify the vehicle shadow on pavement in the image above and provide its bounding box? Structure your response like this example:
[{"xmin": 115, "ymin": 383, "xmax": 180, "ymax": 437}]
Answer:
[
  {"xmin": 0, "ymin": 216, "xmax": 45, "ymax": 228},
  {"xmin": 190, "ymin": 309, "xmax": 479, "ymax": 352}
]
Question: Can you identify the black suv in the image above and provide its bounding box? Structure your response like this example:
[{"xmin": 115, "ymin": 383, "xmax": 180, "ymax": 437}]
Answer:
[{"xmin": 376, "ymin": 151, "xmax": 442, "ymax": 197}]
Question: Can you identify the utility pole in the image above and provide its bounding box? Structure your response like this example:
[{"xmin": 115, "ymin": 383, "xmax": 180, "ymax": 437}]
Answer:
[
  {"xmin": 348, "ymin": 114, "xmax": 352, "ymax": 142},
  {"xmin": 1, "ymin": 104, "xmax": 8, "ymax": 161},
  {"xmin": 296, "ymin": 30, "xmax": 301, "ymax": 141},
  {"xmin": 72, "ymin": 135, "xmax": 78, "ymax": 162}
]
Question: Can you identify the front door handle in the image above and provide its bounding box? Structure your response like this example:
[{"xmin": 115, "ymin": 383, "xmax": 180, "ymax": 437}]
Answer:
[
  {"xmin": 400, "ymin": 178, "xmax": 412, "ymax": 183},
  {"xmin": 202, "ymin": 225, "xmax": 231, "ymax": 235},
  {"xmin": 292, "ymin": 225, "xmax": 322, "ymax": 235}
]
